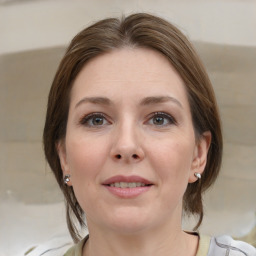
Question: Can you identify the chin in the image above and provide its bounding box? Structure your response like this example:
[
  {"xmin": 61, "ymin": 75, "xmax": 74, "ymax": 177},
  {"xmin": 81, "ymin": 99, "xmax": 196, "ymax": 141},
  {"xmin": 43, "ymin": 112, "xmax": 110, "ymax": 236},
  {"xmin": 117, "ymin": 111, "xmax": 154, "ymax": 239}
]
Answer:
[{"xmin": 103, "ymin": 207, "xmax": 156, "ymax": 234}]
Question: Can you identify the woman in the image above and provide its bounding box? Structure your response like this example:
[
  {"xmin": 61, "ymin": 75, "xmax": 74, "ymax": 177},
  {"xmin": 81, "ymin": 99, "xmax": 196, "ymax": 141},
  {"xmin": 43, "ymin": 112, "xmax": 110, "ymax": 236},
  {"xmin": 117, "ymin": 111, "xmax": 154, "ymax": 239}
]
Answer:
[{"xmin": 43, "ymin": 13, "xmax": 255, "ymax": 256}]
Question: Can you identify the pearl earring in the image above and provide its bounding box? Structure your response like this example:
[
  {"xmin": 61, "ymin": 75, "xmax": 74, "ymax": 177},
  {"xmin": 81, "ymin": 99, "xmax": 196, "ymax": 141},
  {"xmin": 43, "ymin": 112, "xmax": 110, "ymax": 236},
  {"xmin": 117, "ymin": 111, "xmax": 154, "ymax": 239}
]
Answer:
[
  {"xmin": 64, "ymin": 174, "xmax": 71, "ymax": 184},
  {"xmin": 194, "ymin": 172, "xmax": 201, "ymax": 179}
]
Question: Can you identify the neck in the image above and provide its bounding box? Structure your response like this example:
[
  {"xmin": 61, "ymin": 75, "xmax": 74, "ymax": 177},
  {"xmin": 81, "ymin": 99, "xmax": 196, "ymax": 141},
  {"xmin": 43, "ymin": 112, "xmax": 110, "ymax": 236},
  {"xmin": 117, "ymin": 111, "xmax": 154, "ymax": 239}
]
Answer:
[{"xmin": 82, "ymin": 215, "xmax": 198, "ymax": 256}]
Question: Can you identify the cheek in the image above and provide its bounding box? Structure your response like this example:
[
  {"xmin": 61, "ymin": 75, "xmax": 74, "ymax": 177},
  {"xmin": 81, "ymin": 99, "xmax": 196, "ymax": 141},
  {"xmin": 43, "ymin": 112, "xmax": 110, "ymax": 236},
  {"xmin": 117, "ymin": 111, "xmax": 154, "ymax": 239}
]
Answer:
[
  {"xmin": 147, "ymin": 137, "xmax": 195, "ymax": 182},
  {"xmin": 65, "ymin": 135, "xmax": 108, "ymax": 185},
  {"xmin": 65, "ymin": 135, "xmax": 110, "ymax": 212}
]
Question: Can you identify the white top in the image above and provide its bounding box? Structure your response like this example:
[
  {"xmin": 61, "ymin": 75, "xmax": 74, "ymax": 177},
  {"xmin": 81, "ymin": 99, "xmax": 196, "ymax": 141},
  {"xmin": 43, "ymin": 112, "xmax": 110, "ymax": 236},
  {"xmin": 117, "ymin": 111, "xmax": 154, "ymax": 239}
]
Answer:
[
  {"xmin": 24, "ymin": 234, "xmax": 256, "ymax": 256},
  {"xmin": 199, "ymin": 235, "xmax": 256, "ymax": 256}
]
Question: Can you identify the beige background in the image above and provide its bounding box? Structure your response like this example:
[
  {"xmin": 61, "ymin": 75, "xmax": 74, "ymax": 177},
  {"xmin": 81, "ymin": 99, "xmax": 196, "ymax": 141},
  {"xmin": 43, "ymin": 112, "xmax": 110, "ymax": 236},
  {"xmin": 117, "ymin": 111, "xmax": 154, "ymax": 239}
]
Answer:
[{"xmin": 0, "ymin": 1, "xmax": 255, "ymax": 255}]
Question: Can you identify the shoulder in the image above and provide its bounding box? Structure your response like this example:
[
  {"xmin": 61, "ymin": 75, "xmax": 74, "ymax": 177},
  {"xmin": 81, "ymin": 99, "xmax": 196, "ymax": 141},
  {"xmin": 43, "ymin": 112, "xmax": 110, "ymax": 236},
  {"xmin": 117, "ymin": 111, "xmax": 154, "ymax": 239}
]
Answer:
[
  {"xmin": 23, "ymin": 235, "xmax": 87, "ymax": 256},
  {"xmin": 24, "ymin": 235, "xmax": 73, "ymax": 256},
  {"xmin": 64, "ymin": 245, "xmax": 76, "ymax": 256},
  {"xmin": 64, "ymin": 236, "xmax": 88, "ymax": 256},
  {"xmin": 208, "ymin": 235, "xmax": 256, "ymax": 256}
]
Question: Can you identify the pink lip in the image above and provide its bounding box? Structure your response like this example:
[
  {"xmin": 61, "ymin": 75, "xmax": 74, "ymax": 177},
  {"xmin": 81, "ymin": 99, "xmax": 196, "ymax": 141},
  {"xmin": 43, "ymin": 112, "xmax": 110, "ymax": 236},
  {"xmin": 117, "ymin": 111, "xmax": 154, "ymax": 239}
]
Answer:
[
  {"xmin": 102, "ymin": 175, "xmax": 152, "ymax": 185},
  {"xmin": 102, "ymin": 175, "xmax": 153, "ymax": 199}
]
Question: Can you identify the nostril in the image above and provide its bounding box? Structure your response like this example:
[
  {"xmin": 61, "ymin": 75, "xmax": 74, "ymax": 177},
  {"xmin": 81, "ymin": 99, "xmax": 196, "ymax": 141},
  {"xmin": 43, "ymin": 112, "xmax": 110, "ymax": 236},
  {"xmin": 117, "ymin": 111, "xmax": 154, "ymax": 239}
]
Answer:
[
  {"xmin": 132, "ymin": 154, "xmax": 139, "ymax": 159},
  {"xmin": 114, "ymin": 154, "xmax": 140, "ymax": 160}
]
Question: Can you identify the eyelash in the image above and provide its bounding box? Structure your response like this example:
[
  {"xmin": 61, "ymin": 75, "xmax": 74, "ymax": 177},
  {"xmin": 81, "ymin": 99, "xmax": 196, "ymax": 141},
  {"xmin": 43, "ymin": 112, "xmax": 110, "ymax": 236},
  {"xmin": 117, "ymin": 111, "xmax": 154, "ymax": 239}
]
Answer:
[
  {"xmin": 146, "ymin": 112, "xmax": 177, "ymax": 126},
  {"xmin": 79, "ymin": 112, "xmax": 177, "ymax": 128},
  {"xmin": 79, "ymin": 113, "xmax": 110, "ymax": 127}
]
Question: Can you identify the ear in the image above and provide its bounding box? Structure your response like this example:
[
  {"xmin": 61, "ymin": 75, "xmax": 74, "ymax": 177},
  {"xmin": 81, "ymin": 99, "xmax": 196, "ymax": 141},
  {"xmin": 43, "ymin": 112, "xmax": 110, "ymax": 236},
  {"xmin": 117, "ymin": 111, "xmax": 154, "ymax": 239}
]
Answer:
[
  {"xmin": 56, "ymin": 140, "xmax": 72, "ymax": 186},
  {"xmin": 189, "ymin": 131, "xmax": 212, "ymax": 183}
]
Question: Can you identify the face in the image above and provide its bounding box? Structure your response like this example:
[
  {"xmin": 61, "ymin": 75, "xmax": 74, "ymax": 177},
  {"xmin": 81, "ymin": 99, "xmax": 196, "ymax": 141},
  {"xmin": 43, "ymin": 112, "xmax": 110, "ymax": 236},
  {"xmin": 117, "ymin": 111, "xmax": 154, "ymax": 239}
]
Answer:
[{"xmin": 58, "ymin": 48, "xmax": 210, "ymax": 234}]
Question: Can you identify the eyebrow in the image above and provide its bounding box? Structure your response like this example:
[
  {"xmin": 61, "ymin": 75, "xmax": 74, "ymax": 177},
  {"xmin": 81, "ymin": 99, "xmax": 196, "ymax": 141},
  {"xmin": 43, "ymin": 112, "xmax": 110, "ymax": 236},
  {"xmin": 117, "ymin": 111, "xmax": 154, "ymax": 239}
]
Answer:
[
  {"xmin": 140, "ymin": 96, "xmax": 183, "ymax": 108},
  {"xmin": 75, "ymin": 97, "xmax": 112, "ymax": 108},
  {"xmin": 75, "ymin": 96, "xmax": 183, "ymax": 109}
]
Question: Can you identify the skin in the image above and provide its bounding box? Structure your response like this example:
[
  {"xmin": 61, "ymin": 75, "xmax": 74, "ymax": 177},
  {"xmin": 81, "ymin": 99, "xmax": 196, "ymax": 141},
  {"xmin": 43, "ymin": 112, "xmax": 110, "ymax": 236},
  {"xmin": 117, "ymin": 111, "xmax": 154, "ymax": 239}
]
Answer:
[{"xmin": 58, "ymin": 47, "xmax": 211, "ymax": 256}]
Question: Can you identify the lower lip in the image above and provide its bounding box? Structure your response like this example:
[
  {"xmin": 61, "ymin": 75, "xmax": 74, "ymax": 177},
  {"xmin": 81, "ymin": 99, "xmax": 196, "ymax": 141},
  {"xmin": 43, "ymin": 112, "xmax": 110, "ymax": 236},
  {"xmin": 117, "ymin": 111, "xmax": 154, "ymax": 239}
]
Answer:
[{"xmin": 104, "ymin": 185, "xmax": 152, "ymax": 198}]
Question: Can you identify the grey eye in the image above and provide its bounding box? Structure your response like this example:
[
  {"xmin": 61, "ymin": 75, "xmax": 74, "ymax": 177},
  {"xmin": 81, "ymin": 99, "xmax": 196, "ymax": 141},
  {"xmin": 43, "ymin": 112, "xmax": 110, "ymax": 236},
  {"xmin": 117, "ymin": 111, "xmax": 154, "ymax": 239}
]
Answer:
[
  {"xmin": 153, "ymin": 116, "xmax": 165, "ymax": 125},
  {"xmin": 92, "ymin": 116, "xmax": 104, "ymax": 125},
  {"xmin": 80, "ymin": 113, "xmax": 109, "ymax": 127},
  {"xmin": 148, "ymin": 112, "xmax": 176, "ymax": 126}
]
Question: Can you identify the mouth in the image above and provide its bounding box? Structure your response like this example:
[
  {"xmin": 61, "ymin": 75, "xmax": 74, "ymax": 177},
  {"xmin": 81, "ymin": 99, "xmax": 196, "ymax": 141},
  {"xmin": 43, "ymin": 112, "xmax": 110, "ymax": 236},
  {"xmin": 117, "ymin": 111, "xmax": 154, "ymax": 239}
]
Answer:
[
  {"xmin": 107, "ymin": 182, "xmax": 151, "ymax": 188},
  {"xmin": 102, "ymin": 175, "xmax": 153, "ymax": 198},
  {"xmin": 102, "ymin": 175, "xmax": 153, "ymax": 187}
]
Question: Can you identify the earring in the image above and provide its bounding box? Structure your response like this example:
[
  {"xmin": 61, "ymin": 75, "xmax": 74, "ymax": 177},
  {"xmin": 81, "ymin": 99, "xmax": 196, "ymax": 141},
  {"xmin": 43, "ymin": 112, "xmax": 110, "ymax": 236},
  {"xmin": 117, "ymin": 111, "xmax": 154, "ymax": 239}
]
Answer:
[
  {"xmin": 64, "ymin": 174, "xmax": 71, "ymax": 184},
  {"xmin": 194, "ymin": 172, "xmax": 201, "ymax": 179}
]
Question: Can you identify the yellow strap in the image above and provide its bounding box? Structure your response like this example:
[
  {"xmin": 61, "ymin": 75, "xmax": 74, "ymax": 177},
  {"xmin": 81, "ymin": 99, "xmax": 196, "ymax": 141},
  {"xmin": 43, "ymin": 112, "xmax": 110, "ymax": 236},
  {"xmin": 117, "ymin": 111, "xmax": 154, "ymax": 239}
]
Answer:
[{"xmin": 196, "ymin": 235, "xmax": 211, "ymax": 256}]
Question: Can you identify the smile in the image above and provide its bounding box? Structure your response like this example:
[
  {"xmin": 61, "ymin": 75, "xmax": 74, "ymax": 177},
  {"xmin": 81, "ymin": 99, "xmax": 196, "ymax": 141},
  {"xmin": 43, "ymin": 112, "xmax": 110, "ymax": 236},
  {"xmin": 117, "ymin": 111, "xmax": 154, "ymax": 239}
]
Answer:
[
  {"xmin": 102, "ymin": 175, "xmax": 153, "ymax": 198},
  {"xmin": 108, "ymin": 182, "xmax": 149, "ymax": 188}
]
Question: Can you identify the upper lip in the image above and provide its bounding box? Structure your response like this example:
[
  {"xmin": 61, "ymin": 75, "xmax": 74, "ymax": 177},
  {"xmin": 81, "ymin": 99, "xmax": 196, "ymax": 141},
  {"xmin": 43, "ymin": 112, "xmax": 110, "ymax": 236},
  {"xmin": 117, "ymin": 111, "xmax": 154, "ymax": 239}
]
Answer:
[{"xmin": 102, "ymin": 175, "xmax": 153, "ymax": 185}]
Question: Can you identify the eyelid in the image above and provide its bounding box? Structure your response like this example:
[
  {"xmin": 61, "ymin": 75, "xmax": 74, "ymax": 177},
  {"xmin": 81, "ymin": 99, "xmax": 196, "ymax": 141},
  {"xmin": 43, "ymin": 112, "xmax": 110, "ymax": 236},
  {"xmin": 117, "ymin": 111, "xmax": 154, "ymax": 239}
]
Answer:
[
  {"xmin": 146, "ymin": 111, "xmax": 177, "ymax": 125},
  {"xmin": 79, "ymin": 112, "xmax": 111, "ymax": 126},
  {"xmin": 78, "ymin": 111, "xmax": 176, "ymax": 127}
]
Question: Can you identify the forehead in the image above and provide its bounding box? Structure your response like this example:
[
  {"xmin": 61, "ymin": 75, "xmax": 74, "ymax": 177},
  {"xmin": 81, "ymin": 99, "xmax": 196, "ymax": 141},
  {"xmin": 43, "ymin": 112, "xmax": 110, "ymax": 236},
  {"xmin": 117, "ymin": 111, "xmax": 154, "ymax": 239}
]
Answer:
[
  {"xmin": 70, "ymin": 47, "xmax": 189, "ymax": 108},
  {"xmin": 74, "ymin": 47, "xmax": 181, "ymax": 84}
]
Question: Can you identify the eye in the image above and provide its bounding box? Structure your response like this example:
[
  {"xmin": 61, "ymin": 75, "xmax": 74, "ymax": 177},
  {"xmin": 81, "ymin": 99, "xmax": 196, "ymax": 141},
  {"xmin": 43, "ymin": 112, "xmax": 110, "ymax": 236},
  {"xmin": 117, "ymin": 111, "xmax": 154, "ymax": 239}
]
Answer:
[
  {"xmin": 79, "ymin": 113, "xmax": 110, "ymax": 127},
  {"xmin": 147, "ymin": 112, "xmax": 176, "ymax": 126}
]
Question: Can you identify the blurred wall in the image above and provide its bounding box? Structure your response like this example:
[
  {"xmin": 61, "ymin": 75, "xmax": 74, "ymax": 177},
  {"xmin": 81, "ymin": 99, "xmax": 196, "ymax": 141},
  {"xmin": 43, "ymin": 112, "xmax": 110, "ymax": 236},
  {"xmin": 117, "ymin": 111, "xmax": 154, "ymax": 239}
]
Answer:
[{"xmin": 0, "ymin": 0, "xmax": 256, "ymax": 55}]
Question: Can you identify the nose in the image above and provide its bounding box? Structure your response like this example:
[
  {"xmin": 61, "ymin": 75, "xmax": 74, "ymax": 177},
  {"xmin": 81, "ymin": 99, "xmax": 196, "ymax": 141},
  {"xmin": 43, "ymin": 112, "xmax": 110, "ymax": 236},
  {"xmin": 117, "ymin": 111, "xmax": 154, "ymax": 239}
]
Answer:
[{"xmin": 110, "ymin": 122, "xmax": 145, "ymax": 163}]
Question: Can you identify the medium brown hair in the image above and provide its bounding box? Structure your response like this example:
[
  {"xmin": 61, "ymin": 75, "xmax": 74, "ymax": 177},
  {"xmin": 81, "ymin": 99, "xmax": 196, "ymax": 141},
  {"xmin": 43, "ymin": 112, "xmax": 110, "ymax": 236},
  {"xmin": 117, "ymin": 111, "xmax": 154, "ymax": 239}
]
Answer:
[{"xmin": 43, "ymin": 13, "xmax": 222, "ymax": 242}]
